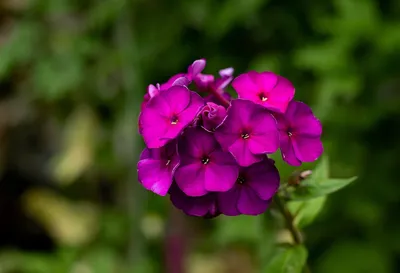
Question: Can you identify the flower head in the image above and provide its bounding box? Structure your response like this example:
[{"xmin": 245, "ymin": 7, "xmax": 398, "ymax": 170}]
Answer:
[
  {"xmin": 201, "ymin": 102, "xmax": 227, "ymax": 132},
  {"xmin": 215, "ymin": 99, "xmax": 279, "ymax": 167},
  {"xmin": 275, "ymin": 101, "xmax": 323, "ymax": 166},
  {"xmin": 174, "ymin": 127, "xmax": 239, "ymax": 196},
  {"xmin": 137, "ymin": 140, "xmax": 179, "ymax": 196},
  {"xmin": 139, "ymin": 86, "xmax": 204, "ymax": 148},
  {"xmin": 218, "ymin": 158, "xmax": 279, "ymax": 216},
  {"xmin": 232, "ymin": 71, "xmax": 295, "ymax": 113},
  {"xmin": 169, "ymin": 183, "xmax": 220, "ymax": 218}
]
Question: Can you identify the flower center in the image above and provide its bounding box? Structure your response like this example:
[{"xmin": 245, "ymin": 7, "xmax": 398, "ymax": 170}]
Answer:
[
  {"xmin": 166, "ymin": 159, "xmax": 171, "ymax": 166},
  {"xmin": 287, "ymin": 131, "xmax": 293, "ymax": 137},
  {"xmin": 171, "ymin": 116, "xmax": 178, "ymax": 125},
  {"xmin": 241, "ymin": 133, "xmax": 250, "ymax": 139},
  {"xmin": 259, "ymin": 93, "xmax": 268, "ymax": 102},
  {"xmin": 237, "ymin": 176, "xmax": 246, "ymax": 184},
  {"xmin": 201, "ymin": 157, "xmax": 210, "ymax": 165}
]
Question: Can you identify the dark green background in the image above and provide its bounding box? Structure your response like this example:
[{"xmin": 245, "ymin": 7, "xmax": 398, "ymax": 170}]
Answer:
[{"xmin": 0, "ymin": 0, "xmax": 399, "ymax": 272}]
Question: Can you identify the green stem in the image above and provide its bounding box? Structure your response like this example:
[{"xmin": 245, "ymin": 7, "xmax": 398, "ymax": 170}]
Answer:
[
  {"xmin": 273, "ymin": 195, "xmax": 311, "ymax": 273},
  {"xmin": 273, "ymin": 195, "xmax": 303, "ymax": 244}
]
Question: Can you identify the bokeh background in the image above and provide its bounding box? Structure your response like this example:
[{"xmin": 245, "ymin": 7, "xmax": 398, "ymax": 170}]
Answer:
[{"xmin": 0, "ymin": 0, "xmax": 399, "ymax": 272}]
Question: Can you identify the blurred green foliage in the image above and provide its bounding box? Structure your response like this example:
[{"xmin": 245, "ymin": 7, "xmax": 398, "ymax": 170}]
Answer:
[{"xmin": 0, "ymin": 0, "xmax": 399, "ymax": 272}]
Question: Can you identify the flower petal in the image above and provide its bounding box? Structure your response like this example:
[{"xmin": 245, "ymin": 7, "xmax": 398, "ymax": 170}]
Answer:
[
  {"xmin": 292, "ymin": 135, "xmax": 323, "ymax": 163},
  {"xmin": 237, "ymin": 187, "xmax": 270, "ymax": 215},
  {"xmin": 266, "ymin": 75, "xmax": 295, "ymax": 113},
  {"xmin": 244, "ymin": 160, "xmax": 280, "ymax": 200},
  {"xmin": 218, "ymin": 186, "xmax": 241, "ymax": 216},
  {"xmin": 232, "ymin": 72, "xmax": 260, "ymax": 101},
  {"xmin": 174, "ymin": 162, "xmax": 208, "ymax": 197},
  {"xmin": 279, "ymin": 133, "xmax": 301, "ymax": 166},
  {"xmin": 204, "ymin": 151, "xmax": 239, "ymax": 192},
  {"xmin": 137, "ymin": 159, "xmax": 173, "ymax": 196},
  {"xmin": 169, "ymin": 183, "xmax": 218, "ymax": 217},
  {"xmin": 286, "ymin": 101, "xmax": 322, "ymax": 136},
  {"xmin": 229, "ymin": 139, "xmax": 263, "ymax": 167}
]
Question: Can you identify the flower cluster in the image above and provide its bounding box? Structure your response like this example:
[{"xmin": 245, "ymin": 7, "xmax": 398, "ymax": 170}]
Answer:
[{"xmin": 137, "ymin": 59, "xmax": 323, "ymax": 217}]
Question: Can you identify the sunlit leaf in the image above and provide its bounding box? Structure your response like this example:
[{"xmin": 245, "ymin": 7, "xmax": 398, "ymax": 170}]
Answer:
[
  {"xmin": 288, "ymin": 196, "xmax": 327, "ymax": 228},
  {"xmin": 288, "ymin": 157, "xmax": 357, "ymax": 201}
]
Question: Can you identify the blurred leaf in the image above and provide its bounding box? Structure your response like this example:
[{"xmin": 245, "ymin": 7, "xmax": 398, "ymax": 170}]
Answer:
[
  {"xmin": 51, "ymin": 105, "xmax": 98, "ymax": 185},
  {"xmin": 263, "ymin": 245, "xmax": 308, "ymax": 273},
  {"xmin": 287, "ymin": 196, "xmax": 327, "ymax": 228},
  {"xmin": 316, "ymin": 241, "xmax": 391, "ymax": 273},
  {"xmin": 288, "ymin": 157, "xmax": 357, "ymax": 201},
  {"xmin": 22, "ymin": 188, "xmax": 99, "ymax": 247},
  {"xmin": 213, "ymin": 215, "xmax": 263, "ymax": 245}
]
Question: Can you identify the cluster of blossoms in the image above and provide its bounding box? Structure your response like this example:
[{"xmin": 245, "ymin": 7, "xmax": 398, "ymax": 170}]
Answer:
[{"xmin": 137, "ymin": 59, "xmax": 323, "ymax": 218}]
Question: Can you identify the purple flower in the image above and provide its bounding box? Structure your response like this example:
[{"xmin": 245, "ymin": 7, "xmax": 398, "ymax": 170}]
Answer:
[
  {"xmin": 215, "ymin": 99, "xmax": 279, "ymax": 167},
  {"xmin": 174, "ymin": 127, "xmax": 239, "ymax": 197},
  {"xmin": 169, "ymin": 183, "xmax": 220, "ymax": 218},
  {"xmin": 139, "ymin": 86, "xmax": 204, "ymax": 148},
  {"xmin": 194, "ymin": 67, "xmax": 234, "ymax": 93},
  {"xmin": 232, "ymin": 71, "xmax": 295, "ymax": 113},
  {"xmin": 218, "ymin": 158, "xmax": 279, "ymax": 216},
  {"xmin": 275, "ymin": 101, "xmax": 323, "ymax": 166},
  {"xmin": 201, "ymin": 102, "xmax": 227, "ymax": 132},
  {"xmin": 204, "ymin": 92, "xmax": 232, "ymax": 105},
  {"xmin": 137, "ymin": 140, "xmax": 180, "ymax": 196}
]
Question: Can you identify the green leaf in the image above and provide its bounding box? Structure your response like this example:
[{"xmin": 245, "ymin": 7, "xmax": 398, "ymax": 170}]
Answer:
[
  {"xmin": 263, "ymin": 245, "xmax": 308, "ymax": 273},
  {"xmin": 288, "ymin": 196, "xmax": 327, "ymax": 228},
  {"xmin": 288, "ymin": 157, "xmax": 357, "ymax": 201}
]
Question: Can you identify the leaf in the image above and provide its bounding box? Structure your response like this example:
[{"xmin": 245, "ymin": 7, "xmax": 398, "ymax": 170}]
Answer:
[
  {"xmin": 288, "ymin": 157, "xmax": 357, "ymax": 201},
  {"xmin": 288, "ymin": 196, "xmax": 327, "ymax": 228},
  {"xmin": 263, "ymin": 245, "xmax": 308, "ymax": 273}
]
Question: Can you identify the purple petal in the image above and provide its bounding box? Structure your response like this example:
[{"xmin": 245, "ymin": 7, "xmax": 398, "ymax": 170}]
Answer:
[
  {"xmin": 188, "ymin": 59, "xmax": 206, "ymax": 79},
  {"xmin": 139, "ymin": 147, "xmax": 151, "ymax": 160},
  {"xmin": 169, "ymin": 183, "xmax": 218, "ymax": 217},
  {"xmin": 139, "ymin": 108, "xmax": 169, "ymax": 148},
  {"xmin": 244, "ymin": 159, "xmax": 280, "ymax": 200},
  {"xmin": 218, "ymin": 186, "xmax": 241, "ymax": 216},
  {"xmin": 279, "ymin": 133, "xmax": 302, "ymax": 166},
  {"xmin": 247, "ymin": 109, "xmax": 279, "ymax": 154},
  {"xmin": 178, "ymin": 127, "xmax": 219, "ymax": 160},
  {"xmin": 214, "ymin": 99, "xmax": 254, "ymax": 149},
  {"xmin": 266, "ymin": 75, "xmax": 295, "ymax": 113},
  {"xmin": 237, "ymin": 186, "xmax": 270, "ymax": 215},
  {"xmin": 256, "ymin": 72, "xmax": 279, "ymax": 93},
  {"xmin": 228, "ymin": 139, "xmax": 263, "ymax": 167},
  {"xmin": 214, "ymin": 76, "xmax": 233, "ymax": 90},
  {"xmin": 159, "ymin": 73, "xmax": 186, "ymax": 90},
  {"xmin": 175, "ymin": 91, "xmax": 205, "ymax": 126},
  {"xmin": 232, "ymin": 72, "xmax": 260, "ymax": 101},
  {"xmin": 286, "ymin": 101, "xmax": 322, "ymax": 136},
  {"xmin": 193, "ymin": 73, "xmax": 215, "ymax": 92},
  {"xmin": 204, "ymin": 150, "xmax": 239, "ymax": 192},
  {"xmin": 147, "ymin": 84, "xmax": 160, "ymax": 97},
  {"xmin": 219, "ymin": 67, "xmax": 234, "ymax": 77},
  {"xmin": 163, "ymin": 86, "xmax": 191, "ymax": 115},
  {"xmin": 172, "ymin": 76, "xmax": 190, "ymax": 87},
  {"xmin": 137, "ymin": 159, "xmax": 174, "ymax": 196},
  {"xmin": 292, "ymin": 135, "xmax": 323, "ymax": 163},
  {"xmin": 174, "ymin": 162, "xmax": 208, "ymax": 197}
]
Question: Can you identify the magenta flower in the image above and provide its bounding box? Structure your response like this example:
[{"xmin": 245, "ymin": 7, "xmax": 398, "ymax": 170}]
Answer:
[
  {"xmin": 218, "ymin": 158, "xmax": 279, "ymax": 216},
  {"xmin": 139, "ymin": 86, "xmax": 204, "ymax": 148},
  {"xmin": 232, "ymin": 71, "xmax": 295, "ymax": 113},
  {"xmin": 215, "ymin": 99, "xmax": 279, "ymax": 167},
  {"xmin": 174, "ymin": 127, "xmax": 239, "ymax": 197},
  {"xmin": 169, "ymin": 183, "xmax": 220, "ymax": 218},
  {"xmin": 137, "ymin": 140, "xmax": 179, "ymax": 196},
  {"xmin": 187, "ymin": 59, "xmax": 206, "ymax": 81},
  {"xmin": 201, "ymin": 102, "xmax": 227, "ymax": 132},
  {"xmin": 194, "ymin": 67, "xmax": 234, "ymax": 93},
  {"xmin": 275, "ymin": 101, "xmax": 323, "ymax": 166}
]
